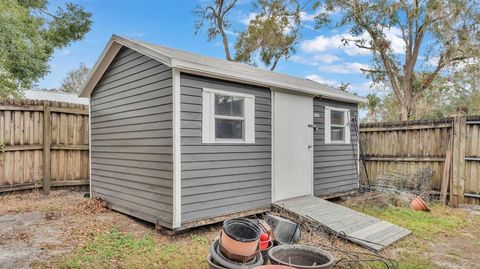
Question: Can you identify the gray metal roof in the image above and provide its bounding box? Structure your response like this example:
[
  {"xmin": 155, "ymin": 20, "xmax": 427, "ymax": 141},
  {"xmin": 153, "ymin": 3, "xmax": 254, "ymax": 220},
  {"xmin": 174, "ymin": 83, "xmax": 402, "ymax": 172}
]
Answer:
[{"xmin": 80, "ymin": 35, "xmax": 366, "ymax": 103}]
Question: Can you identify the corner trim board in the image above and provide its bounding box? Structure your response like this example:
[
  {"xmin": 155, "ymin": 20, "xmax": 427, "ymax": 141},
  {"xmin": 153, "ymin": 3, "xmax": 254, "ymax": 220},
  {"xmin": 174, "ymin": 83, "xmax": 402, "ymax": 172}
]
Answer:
[
  {"xmin": 271, "ymin": 89, "xmax": 276, "ymax": 202},
  {"xmin": 172, "ymin": 68, "xmax": 182, "ymax": 228}
]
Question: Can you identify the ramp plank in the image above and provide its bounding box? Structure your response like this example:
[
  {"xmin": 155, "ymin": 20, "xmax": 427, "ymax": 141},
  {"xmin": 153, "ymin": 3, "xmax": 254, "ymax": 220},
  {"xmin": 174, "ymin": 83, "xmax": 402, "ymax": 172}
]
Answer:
[{"xmin": 273, "ymin": 196, "xmax": 411, "ymax": 251}]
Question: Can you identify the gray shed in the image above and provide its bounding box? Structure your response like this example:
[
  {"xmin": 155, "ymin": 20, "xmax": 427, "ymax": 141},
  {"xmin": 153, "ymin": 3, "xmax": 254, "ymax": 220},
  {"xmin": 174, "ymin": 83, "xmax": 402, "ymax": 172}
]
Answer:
[{"xmin": 80, "ymin": 35, "xmax": 366, "ymax": 231}]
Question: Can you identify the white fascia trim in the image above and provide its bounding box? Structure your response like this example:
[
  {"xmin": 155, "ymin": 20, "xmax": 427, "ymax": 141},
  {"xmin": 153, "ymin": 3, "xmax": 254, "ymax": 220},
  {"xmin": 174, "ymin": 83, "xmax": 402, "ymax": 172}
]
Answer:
[
  {"xmin": 172, "ymin": 68, "xmax": 182, "ymax": 228},
  {"xmin": 79, "ymin": 39, "xmax": 122, "ymax": 97},
  {"xmin": 79, "ymin": 35, "xmax": 173, "ymax": 98},
  {"xmin": 172, "ymin": 61, "xmax": 366, "ymax": 104}
]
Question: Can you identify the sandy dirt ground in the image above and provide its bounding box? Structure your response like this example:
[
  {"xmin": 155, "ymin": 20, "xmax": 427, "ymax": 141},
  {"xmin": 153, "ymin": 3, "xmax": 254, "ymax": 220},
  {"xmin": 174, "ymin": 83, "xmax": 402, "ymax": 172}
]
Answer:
[
  {"xmin": 0, "ymin": 190, "xmax": 479, "ymax": 269},
  {"xmin": 0, "ymin": 190, "xmax": 160, "ymax": 269}
]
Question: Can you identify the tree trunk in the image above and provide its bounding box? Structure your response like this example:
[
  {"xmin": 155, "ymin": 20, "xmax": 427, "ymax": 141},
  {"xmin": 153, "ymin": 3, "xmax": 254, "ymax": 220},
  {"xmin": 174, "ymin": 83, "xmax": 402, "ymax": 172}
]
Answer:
[
  {"xmin": 217, "ymin": 17, "xmax": 232, "ymax": 61},
  {"xmin": 399, "ymin": 98, "xmax": 416, "ymax": 121},
  {"xmin": 399, "ymin": 105, "xmax": 409, "ymax": 121}
]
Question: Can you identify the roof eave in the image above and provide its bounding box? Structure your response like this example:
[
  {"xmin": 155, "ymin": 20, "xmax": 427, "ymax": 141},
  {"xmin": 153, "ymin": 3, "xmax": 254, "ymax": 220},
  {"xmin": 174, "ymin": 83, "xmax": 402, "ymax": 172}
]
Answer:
[
  {"xmin": 172, "ymin": 58, "xmax": 366, "ymax": 103},
  {"xmin": 79, "ymin": 35, "xmax": 366, "ymax": 104}
]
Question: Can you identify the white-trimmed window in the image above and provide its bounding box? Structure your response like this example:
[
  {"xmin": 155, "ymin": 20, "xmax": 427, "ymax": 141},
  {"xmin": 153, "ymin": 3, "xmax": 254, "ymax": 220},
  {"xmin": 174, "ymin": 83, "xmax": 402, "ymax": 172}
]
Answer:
[
  {"xmin": 325, "ymin": 106, "xmax": 351, "ymax": 144},
  {"xmin": 202, "ymin": 88, "xmax": 255, "ymax": 143}
]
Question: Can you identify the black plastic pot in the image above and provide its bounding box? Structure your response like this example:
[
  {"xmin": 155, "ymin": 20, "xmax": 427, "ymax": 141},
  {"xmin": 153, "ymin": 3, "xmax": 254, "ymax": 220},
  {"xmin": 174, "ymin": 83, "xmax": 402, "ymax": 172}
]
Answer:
[
  {"xmin": 268, "ymin": 245, "xmax": 335, "ymax": 269},
  {"xmin": 209, "ymin": 239, "xmax": 263, "ymax": 269},
  {"xmin": 223, "ymin": 218, "xmax": 261, "ymax": 242},
  {"xmin": 207, "ymin": 254, "xmax": 227, "ymax": 269},
  {"xmin": 260, "ymin": 241, "xmax": 274, "ymax": 265}
]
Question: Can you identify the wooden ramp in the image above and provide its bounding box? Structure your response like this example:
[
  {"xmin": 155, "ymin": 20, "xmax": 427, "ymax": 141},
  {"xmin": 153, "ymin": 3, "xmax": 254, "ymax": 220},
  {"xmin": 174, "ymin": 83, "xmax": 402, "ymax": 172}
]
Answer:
[{"xmin": 273, "ymin": 196, "xmax": 411, "ymax": 251}]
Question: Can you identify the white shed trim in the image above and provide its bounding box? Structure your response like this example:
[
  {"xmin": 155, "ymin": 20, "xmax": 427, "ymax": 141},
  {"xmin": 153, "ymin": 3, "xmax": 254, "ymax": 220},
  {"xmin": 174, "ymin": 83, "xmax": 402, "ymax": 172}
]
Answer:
[
  {"xmin": 88, "ymin": 99, "xmax": 92, "ymax": 198},
  {"xmin": 202, "ymin": 88, "xmax": 255, "ymax": 144},
  {"xmin": 172, "ymin": 68, "xmax": 182, "ymax": 228},
  {"xmin": 324, "ymin": 106, "xmax": 351, "ymax": 144}
]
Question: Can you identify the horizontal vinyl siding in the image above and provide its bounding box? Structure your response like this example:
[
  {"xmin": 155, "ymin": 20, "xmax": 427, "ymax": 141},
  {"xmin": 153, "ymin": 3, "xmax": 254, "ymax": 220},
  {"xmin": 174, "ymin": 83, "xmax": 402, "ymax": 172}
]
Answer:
[
  {"xmin": 90, "ymin": 47, "xmax": 174, "ymax": 227},
  {"xmin": 313, "ymin": 98, "xmax": 359, "ymax": 196},
  {"xmin": 180, "ymin": 73, "xmax": 272, "ymax": 223}
]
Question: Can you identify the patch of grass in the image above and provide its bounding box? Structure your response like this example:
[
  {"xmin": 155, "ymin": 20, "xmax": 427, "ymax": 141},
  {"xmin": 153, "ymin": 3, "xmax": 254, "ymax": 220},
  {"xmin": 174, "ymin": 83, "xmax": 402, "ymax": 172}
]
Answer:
[
  {"xmin": 350, "ymin": 203, "xmax": 468, "ymax": 240},
  {"xmin": 366, "ymin": 252, "xmax": 441, "ymax": 269},
  {"xmin": 190, "ymin": 234, "xmax": 209, "ymax": 245},
  {"xmin": 396, "ymin": 253, "xmax": 442, "ymax": 269},
  {"xmin": 58, "ymin": 227, "xmax": 156, "ymax": 268},
  {"xmin": 57, "ymin": 227, "xmax": 209, "ymax": 269}
]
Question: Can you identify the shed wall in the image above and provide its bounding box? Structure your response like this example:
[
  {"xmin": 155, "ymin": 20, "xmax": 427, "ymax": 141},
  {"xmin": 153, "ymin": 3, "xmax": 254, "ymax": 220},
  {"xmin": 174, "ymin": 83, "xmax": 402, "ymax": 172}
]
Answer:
[
  {"xmin": 180, "ymin": 73, "xmax": 272, "ymax": 224},
  {"xmin": 90, "ymin": 47, "xmax": 174, "ymax": 227},
  {"xmin": 313, "ymin": 98, "xmax": 359, "ymax": 196}
]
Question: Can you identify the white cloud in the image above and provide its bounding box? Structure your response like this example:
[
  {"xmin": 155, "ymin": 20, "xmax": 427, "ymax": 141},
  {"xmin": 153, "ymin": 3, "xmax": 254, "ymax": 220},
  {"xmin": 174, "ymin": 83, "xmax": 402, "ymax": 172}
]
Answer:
[
  {"xmin": 300, "ymin": 27, "xmax": 405, "ymax": 56},
  {"xmin": 313, "ymin": 54, "xmax": 340, "ymax": 64},
  {"xmin": 224, "ymin": 29, "xmax": 239, "ymax": 37},
  {"xmin": 383, "ymin": 27, "xmax": 404, "ymax": 54},
  {"xmin": 319, "ymin": 62, "xmax": 369, "ymax": 74},
  {"xmin": 291, "ymin": 54, "xmax": 340, "ymax": 65},
  {"xmin": 349, "ymin": 81, "xmax": 373, "ymax": 92},
  {"xmin": 300, "ymin": 11, "xmax": 316, "ymax": 21},
  {"xmin": 301, "ymin": 35, "xmax": 343, "ymax": 53},
  {"xmin": 305, "ymin": 74, "xmax": 340, "ymax": 87},
  {"xmin": 241, "ymin": 12, "xmax": 257, "ymax": 25}
]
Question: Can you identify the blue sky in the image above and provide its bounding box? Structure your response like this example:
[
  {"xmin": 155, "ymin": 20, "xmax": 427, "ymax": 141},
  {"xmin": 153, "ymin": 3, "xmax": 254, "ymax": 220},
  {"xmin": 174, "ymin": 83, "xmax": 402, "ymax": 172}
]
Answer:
[{"xmin": 38, "ymin": 0, "xmax": 395, "ymax": 97}]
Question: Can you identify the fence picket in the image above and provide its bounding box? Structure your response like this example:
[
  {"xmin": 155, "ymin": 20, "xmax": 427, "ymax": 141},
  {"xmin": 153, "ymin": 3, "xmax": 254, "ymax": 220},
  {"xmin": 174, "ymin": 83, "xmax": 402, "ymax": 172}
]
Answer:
[
  {"xmin": 360, "ymin": 116, "xmax": 480, "ymax": 205},
  {"xmin": 0, "ymin": 99, "xmax": 89, "ymax": 193}
]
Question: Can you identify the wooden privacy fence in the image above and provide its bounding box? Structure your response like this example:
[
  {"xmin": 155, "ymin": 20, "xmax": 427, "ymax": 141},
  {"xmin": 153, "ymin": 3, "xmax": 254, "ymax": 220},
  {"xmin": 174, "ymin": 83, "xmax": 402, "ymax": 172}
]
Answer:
[
  {"xmin": 359, "ymin": 116, "xmax": 480, "ymax": 206},
  {"xmin": 0, "ymin": 99, "xmax": 89, "ymax": 194}
]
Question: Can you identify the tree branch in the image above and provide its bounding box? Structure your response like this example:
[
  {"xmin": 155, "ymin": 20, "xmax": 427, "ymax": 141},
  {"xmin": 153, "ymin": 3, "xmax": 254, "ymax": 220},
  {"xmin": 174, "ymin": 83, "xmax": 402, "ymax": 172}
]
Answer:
[{"xmin": 360, "ymin": 68, "xmax": 388, "ymax": 73}]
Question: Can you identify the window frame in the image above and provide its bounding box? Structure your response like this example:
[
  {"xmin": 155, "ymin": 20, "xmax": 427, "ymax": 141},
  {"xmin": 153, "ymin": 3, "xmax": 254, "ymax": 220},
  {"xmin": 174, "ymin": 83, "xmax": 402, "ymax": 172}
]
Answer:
[
  {"xmin": 324, "ymin": 106, "xmax": 351, "ymax": 144},
  {"xmin": 202, "ymin": 88, "xmax": 255, "ymax": 144}
]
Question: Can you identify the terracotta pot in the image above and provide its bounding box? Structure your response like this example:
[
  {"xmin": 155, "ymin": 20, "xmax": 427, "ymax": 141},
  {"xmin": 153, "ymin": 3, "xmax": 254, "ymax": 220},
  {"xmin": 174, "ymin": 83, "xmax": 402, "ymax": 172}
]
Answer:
[
  {"xmin": 220, "ymin": 230, "xmax": 259, "ymax": 258},
  {"xmin": 220, "ymin": 219, "xmax": 261, "ymax": 257},
  {"xmin": 410, "ymin": 196, "xmax": 430, "ymax": 211}
]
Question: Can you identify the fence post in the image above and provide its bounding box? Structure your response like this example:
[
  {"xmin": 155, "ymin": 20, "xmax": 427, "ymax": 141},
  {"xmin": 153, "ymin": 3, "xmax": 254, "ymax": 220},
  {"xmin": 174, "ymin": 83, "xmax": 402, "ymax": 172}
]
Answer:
[
  {"xmin": 450, "ymin": 116, "xmax": 466, "ymax": 207},
  {"xmin": 42, "ymin": 101, "xmax": 51, "ymax": 195}
]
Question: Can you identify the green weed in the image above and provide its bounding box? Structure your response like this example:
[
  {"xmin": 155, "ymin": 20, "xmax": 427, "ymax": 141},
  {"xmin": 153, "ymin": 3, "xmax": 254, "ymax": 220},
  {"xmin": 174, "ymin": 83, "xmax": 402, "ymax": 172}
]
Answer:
[
  {"xmin": 57, "ymin": 227, "xmax": 209, "ymax": 269},
  {"xmin": 351, "ymin": 203, "xmax": 467, "ymax": 240}
]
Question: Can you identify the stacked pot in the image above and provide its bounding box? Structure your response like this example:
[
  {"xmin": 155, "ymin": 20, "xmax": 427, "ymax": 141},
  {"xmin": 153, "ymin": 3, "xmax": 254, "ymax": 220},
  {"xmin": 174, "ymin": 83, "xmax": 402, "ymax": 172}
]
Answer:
[{"xmin": 208, "ymin": 219, "xmax": 265, "ymax": 269}]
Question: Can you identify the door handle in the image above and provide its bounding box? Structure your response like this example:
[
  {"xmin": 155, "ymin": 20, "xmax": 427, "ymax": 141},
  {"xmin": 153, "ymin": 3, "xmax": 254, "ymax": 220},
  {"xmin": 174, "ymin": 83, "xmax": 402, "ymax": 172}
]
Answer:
[
  {"xmin": 308, "ymin": 124, "xmax": 318, "ymax": 131},
  {"xmin": 308, "ymin": 145, "xmax": 313, "ymax": 149}
]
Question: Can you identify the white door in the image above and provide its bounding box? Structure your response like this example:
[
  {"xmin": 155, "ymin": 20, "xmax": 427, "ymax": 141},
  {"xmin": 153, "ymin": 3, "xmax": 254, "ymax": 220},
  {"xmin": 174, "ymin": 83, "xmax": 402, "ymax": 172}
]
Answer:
[{"xmin": 273, "ymin": 90, "xmax": 314, "ymax": 201}]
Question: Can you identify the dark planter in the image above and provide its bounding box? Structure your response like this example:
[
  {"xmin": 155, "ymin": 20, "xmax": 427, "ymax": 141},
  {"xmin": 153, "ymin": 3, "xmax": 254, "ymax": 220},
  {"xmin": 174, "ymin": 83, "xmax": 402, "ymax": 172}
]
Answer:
[
  {"xmin": 268, "ymin": 245, "xmax": 334, "ymax": 269},
  {"xmin": 210, "ymin": 239, "xmax": 263, "ymax": 269}
]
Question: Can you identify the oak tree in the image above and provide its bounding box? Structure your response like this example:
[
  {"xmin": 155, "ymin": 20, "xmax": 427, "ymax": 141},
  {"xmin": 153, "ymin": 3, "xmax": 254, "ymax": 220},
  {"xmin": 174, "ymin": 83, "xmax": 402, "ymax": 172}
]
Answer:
[
  {"xmin": 0, "ymin": 0, "xmax": 92, "ymax": 99},
  {"xmin": 316, "ymin": 0, "xmax": 480, "ymax": 120}
]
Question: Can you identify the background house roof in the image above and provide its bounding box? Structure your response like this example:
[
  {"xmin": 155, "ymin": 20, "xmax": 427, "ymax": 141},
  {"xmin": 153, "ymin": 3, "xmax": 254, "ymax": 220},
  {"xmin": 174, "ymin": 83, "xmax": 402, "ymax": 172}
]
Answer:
[
  {"xmin": 80, "ymin": 35, "xmax": 366, "ymax": 103},
  {"xmin": 25, "ymin": 89, "xmax": 89, "ymax": 105}
]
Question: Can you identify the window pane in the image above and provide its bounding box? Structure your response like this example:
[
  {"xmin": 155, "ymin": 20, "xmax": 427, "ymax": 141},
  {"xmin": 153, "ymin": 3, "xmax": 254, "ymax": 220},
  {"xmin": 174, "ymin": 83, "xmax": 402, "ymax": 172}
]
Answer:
[
  {"xmin": 216, "ymin": 119, "xmax": 243, "ymax": 139},
  {"xmin": 215, "ymin": 94, "xmax": 244, "ymax": 116},
  {"xmin": 331, "ymin": 110, "xmax": 344, "ymax": 125},
  {"xmin": 331, "ymin": 126, "xmax": 345, "ymax": 141}
]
